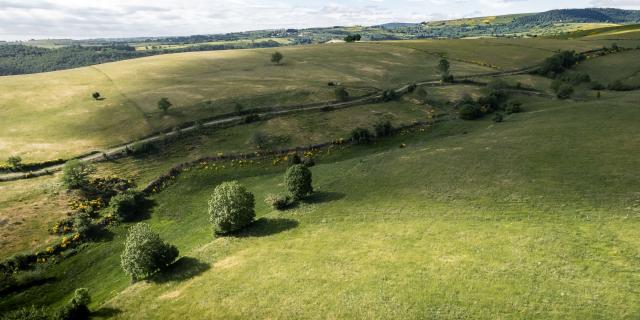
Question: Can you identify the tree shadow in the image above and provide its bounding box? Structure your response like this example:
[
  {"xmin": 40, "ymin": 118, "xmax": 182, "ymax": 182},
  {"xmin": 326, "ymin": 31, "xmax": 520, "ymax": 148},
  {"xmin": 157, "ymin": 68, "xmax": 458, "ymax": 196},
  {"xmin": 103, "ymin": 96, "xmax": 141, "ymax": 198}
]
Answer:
[
  {"xmin": 303, "ymin": 191, "xmax": 345, "ymax": 204},
  {"xmin": 128, "ymin": 198, "xmax": 156, "ymax": 222},
  {"xmin": 151, "ymin": 257, "xmax": 210, "ymax": 284},
  {"xmin": 89, "ymin": 227, "xmax": 114, "ymax": 242},
  {"xmin": 91, "ymin": 307, "xmax": 122, "ymax": 319},
  {"xmin": 236, "ymin": 218, "xmax": 299, "ymax": 238}
]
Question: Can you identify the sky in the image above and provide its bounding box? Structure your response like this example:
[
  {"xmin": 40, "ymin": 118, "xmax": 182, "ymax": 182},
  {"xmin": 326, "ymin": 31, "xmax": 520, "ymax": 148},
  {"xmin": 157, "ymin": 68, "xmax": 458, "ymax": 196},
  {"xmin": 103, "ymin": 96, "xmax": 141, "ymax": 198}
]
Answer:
[{"xmin": 0, "ymin": 0, "xmax": 639, "ymax": 41}]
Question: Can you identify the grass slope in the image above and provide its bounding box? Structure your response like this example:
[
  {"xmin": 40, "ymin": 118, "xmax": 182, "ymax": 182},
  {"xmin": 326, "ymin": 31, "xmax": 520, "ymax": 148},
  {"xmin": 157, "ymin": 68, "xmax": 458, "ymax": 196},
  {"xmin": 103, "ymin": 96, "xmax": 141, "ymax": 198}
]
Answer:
[
  {"xmin": 2, "ymin": 90, "xmax": 639, "ymax": 318},
  {"xmin": 0, "ymin": 38, "xmax": 626, "ymax": 163}
]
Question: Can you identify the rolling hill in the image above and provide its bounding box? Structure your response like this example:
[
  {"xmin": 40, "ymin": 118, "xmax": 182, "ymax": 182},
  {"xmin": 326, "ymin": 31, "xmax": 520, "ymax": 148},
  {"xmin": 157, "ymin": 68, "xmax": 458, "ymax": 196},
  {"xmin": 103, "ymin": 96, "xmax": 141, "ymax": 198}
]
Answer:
[{"xmin": 1, "ymin": 14, "xmax": 640, "ymax": 320}]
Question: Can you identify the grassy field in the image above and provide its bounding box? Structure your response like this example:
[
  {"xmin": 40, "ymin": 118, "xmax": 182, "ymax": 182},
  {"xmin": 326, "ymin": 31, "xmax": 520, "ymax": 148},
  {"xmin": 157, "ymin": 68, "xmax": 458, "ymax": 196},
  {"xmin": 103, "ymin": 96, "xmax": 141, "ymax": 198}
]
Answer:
[
  {"xmin": 0, "ymin": 42, "xmax": 494, "ymax": 162},
  {"xmin": 2, "ymin": 34, "xmax": 640, "ymax": 319},
  {"xmin": 2, "ymin": 88, "xmax": 639, "ymax": 318},
  {"xmin": 576, "ymin": 50, "xmax": 640, "ymax": 87},
  {"xmin": 1, "ymin": 36, "xmax": 632, "ymax": 163}
]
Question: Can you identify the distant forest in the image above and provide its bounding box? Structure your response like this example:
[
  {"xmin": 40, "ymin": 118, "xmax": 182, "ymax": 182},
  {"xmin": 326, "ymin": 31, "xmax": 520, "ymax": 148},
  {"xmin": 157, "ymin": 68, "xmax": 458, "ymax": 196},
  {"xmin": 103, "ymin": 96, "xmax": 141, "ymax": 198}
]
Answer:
[
  {"xmin": 0, "ymin": 41, "xmax": 282, "ymax": 76},
  {"xmin": 0, "ymin": 8, "xmax": 639, "ymax": 76}
]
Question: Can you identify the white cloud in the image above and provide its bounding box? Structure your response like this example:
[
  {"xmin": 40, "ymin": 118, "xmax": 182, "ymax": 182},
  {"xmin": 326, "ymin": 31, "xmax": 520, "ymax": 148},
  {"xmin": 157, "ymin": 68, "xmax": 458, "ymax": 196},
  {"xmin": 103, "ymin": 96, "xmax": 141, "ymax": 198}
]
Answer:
[{"xmin": 0, "ymin": 0, "xmax": 636, "ymax": 41}]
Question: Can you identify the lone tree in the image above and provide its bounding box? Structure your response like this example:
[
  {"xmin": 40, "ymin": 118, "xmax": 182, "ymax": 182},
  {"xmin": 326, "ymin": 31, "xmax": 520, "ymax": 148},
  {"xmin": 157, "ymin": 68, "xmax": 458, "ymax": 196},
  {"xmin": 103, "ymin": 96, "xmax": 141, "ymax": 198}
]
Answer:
[
  {"xmin": 62, "ymin": 160, "xmax": 95, "ymax": 189},
  {"xmin": 208, "ymin": 181, "xmax": 255, "ymax": 234},
  {"xmin": 92, "ymin": 92, "xmax": 101, "ymax": 100},
  {"xmin": 157, "ymin": 97, "xmax": 172, "ymax": 114},
  {"xmin": 335, "ymin": 87, "xmax": 349, "ymax": 102},
  {"xmin": 271, "ymin": 51, "xmax": 284, "ymax": 65},
  {"xmin": 6, "ymin": 155, "xmax": 22, "ymax": 168},
  {"xmin": 284, "ymin": 164, "xmax": 313, "ymax": 201},
  {"xmin": 121, "ymin": 223, "xmax": 179, "ymax": 281},
  {"xmin": 438, "ymin": 58, "xmax": 452, "ymax": 82}
]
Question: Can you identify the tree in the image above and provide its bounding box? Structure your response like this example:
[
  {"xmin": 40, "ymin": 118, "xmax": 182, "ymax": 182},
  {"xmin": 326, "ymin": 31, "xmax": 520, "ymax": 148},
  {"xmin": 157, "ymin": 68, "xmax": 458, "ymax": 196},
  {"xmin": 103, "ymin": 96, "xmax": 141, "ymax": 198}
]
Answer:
[
  {"xmin": 92, "ymin": 92, "xmax": 101, "ymax": 100},
  {"xmin": 121, "ymin": 223, "xmax": 179, "ymax": 281},
  {"xmin": 250, "ymin": 132, "xmax": 269, "ymax": 149},
  {"xmin": 157, "ymin": 98, "xmax": 172, "ymax": 114},
  {"xmin": 285, "ymin": 164, "xmax": 313, "ymax": 201},
  {"xmin": 438, "ymin": 58, "xmax": 451, "ymax": 82},
  {"xmin": 208, "ymin": 181, "xmax": 255, "ymax": 234},
  {"xmin": 344, "ymin": 34, "xmax": 362, "ymax": 42},
  {"xmin": 62, "ymin": 160, "xmax": 95, "ymax": 189},
  {"xmin": 55, "ymin": 288, "xmax": 91, "ymax": 320},
  {"xmin": 335, "ymin": 87, "xmax": 349, "ymax": 102},
  {"xmin": 556, "ymin": 84, "xmax": 574, "ymax": 99},
  {"xmin": 350, "ymin": 127, "xmax": 373, "ymax": 144},
  {"xmin": 271, "ymin": 51, "xmax": 284, "ymax": 65},
  {"xmin": 7, "ymin": 155, "xmax": 22, "ymax": 168},
  {"xmin": 373, "ymin": 120, "xmax": 393, "ymax": 138}
]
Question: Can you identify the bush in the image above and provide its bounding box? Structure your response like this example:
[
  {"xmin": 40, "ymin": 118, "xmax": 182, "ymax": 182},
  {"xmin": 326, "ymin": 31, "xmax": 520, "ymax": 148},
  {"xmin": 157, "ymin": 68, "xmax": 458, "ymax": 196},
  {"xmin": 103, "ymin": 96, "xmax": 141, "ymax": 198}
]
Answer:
[
  {"xmin": 459, "ymin": 104, "xmax": 481, "ymax": 120},
  {"xmin": 492, "ymin": 113, "xmax": 504, "ymax": 123},
  {"xmin": 381, "ymin": 90, "xmax": 399, "ymax": 101},
  {"xmin": 55, "ymin": 288, "xmax": 91, "ymax": 320},
  {"xmin": 208, "ymin": 181, "xmax": 255, "ymax": 234},
  {"xmin": 505, "ymin": 101, "xmax": 523, "ymax": 114},
  {"xmin": 287, "ymin": 154, "xmax": 301, "ymax": 166},
  {"xmin": 73, "ymin": 213, "xmax": 93, "ymax": 238},
  {"xmin": 243, "ymin": 114, "xmax": 261, "ymax": 123},
  {"xmin": 1, "ymin": 305, "xmax": 50, "ymax": 320},
  {"xmin": 7, "ymin": 155, "xmax": 22, "ymax": 168},
  {"xmin": 108, "ymin": 191, "xmax": 145, "ymax": 222},
  {"xmin": 285, "ymin": 164, "xmax": 313, "ymax": 201},
  {"xmin": 264, "ymin": 194, "xmax": 291, "ymax": 210},
  {"xmin": 556, "ymin": 84, "xmax": 574, "ymax": 99},
  {"xmin": 62, "ymin": 160, "xmax": 95, "ymax": 189},
  {"xmin": 350, "ymin": 127, "xmax": 372, "ymax": 144},
  {"xmin": 373, "ymin": 120, "xmax": 394, "ymax": 138},
  {"xmin": 250, "ymin": 132, "xmax": 269, "ymax": 149},
  {"xmin": 590, "ymin": 81, "xmax": 605, "ymax": 90},
  {"xmin": 120, "ymin": 223, "xmax": 179, "ymax": 281},
  {"xmin": 301, "ymin": 157, "xmax": 315, "ymax": 167},
  {"xmin": 334, "ymin": 87, "xmax": 349, "ymax": 102}
]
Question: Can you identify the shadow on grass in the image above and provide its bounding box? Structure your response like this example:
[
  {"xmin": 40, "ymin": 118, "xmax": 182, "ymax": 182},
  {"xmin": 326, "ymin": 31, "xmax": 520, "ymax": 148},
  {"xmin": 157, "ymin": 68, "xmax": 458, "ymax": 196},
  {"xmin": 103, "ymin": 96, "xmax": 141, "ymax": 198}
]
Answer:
[
  {"xmin": 92, "ymin": 307, "xmax": 122, "ymax": 318},
  {"xmin": 303, "ymin": 191, "xmax": 345, "ymax": 204},
  {"xmin": 237, "ymin": 218, "xmax": 299, "ymax": 238},
  {"xmin": 128, "ymin": 198, "xmax": 156, "ymax": 222},
  {"xmin": 89, "ymin": 227, "xmax": 114, "ymax": 242},
  {"xmin": 151, "ymin": 257, "xmax": 210, "ymax": 284}
]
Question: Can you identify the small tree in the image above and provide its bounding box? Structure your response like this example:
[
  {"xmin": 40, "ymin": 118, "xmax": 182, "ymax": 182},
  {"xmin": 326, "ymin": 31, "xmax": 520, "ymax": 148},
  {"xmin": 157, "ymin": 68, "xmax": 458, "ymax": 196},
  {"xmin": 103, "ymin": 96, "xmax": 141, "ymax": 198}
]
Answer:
[
  {"xmin": 556, "ymin": 84, "xmax": 574, "ymax": 99},
  {"xmin": 335, "ymin": 87, "xmax": 349, "ymax": 102},
  {"xmin": 285, "ymin": 164, "xmax": 313, "ymax": 201},
  {"xmin": 208, "ymin": 181, "xmax": 255, "ymax": 234},
  {"xmin": 438, "ymin": 58, "xmax": 451, "ymax": 82},
  {"xmin": 121, "ymin": 223, "xmax": 179, "ymax": 281},
  {"xmin": 350, "ymin": 127, "xmax": 372, "ymax": 144},
  {"xmin": 271, "ymin": 51, "xmax": 284, "ymax": 65},
  {"xmin": 373, "ymin": 120, "xmax": 394, "ymax": 138},
  {"xmin": 344, "ymin": 34, "xmax": 362, "ymax": 42},
  {"xmin": 158, "ymin": 98, "xmax": 172, "ymax": 114},
  {"xmin": 251, "ymin": 132, "xmax": 269, "ymax": 149},
  {"xmin": 7, "ymin": 155, "xmax": 22, "ymax": 168},
  {"xmin": 55, "ymin": 288, "xmax": 91, "ymax": 320},
  {"xmin": 92, "ymin": 92, "xmax": 101, "ymax": 100},
  {"xmin": 62, "ymin": 160, "xmax": 95, "ymax": 189}
]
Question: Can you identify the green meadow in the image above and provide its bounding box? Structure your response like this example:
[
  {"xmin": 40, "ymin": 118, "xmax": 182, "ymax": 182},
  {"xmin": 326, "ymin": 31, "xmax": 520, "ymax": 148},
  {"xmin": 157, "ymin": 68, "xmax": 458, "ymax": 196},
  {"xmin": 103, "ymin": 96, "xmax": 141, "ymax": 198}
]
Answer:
[{"xmin": 1, "ymin": 26, "xmax": 640, "ymax": 319}]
